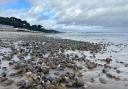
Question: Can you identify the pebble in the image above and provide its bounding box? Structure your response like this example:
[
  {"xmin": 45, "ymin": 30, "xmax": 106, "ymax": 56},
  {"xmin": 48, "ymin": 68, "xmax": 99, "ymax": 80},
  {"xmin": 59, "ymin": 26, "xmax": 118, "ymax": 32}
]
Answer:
[
  {"xmin": 0, "ymin": 35, "xmax": 104, "ymax": 89},
  {"xmin": 99, "ymin": 78, "xmax": 107, "ymax": 84}
]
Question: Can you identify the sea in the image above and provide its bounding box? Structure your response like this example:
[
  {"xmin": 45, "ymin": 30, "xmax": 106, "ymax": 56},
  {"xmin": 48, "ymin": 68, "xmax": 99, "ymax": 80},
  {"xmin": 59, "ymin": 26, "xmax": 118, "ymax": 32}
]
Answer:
[{"xmin": 46, "ymin": 32, "xmax": 128, "ymax": 43}]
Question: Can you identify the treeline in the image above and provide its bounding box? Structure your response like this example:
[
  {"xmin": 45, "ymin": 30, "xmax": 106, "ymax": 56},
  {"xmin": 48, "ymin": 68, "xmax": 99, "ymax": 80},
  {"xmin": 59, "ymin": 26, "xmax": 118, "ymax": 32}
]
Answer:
[{"xmin": 0, "ymin": 17, "xmax": 59, "ymax": 33}]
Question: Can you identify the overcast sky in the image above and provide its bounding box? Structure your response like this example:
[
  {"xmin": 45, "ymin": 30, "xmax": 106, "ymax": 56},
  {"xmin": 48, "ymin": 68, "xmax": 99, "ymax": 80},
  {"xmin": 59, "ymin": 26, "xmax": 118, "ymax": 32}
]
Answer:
[{"xmin": 0, "ymin": 0, "xmax": 128, "ymax": 32}]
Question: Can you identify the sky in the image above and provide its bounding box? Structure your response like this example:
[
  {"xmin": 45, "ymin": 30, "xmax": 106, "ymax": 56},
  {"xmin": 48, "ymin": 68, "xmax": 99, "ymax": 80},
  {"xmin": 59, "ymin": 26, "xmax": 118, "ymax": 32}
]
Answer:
[{"xmin": 0, "ymin": 0, "xmax": 128, "ymax": 32}]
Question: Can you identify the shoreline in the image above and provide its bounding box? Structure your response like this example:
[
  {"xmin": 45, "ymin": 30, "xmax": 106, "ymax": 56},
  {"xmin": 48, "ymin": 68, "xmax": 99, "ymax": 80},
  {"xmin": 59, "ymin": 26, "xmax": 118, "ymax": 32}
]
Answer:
[{"xmin": 0, "ymin": 31, "xmax": 128, "ymax": 89}]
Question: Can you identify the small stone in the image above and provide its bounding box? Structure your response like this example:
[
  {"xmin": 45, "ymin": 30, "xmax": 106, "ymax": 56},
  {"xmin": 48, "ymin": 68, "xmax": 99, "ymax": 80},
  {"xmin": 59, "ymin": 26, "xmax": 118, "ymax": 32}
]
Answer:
[
  {"xmin": 2, "ymin": 67, "xmax": 7, "ymax": 71},
  {"xmin": 102, "ymin": 68, "xmax": 109, "ymax": 73},
  {"xmin": 9, "ymin": 73, "xmax": 16, "ymax": 76},
  {"xmin": 106, "ymin": 73, "xmax": 113, "ymax": 78},
  {"xmin": 26, "ymin": 71, "xmax": 32, "ymax": 77},
  {"xmin": 2, "ymin": 79, "xmax": 14, "ymax": 86},
  {"xmin": 16, "ymin": 80, "xmax": 26, "ymax": 86},
  {"xmin": 1, "ymin": 72, "xmax": 7, "ymax": 77},
  {"xmin": 116, "ymin": 70, "xmax": 121, "ymax": 74},
  {"xmin": 0, "ymin": 77, "xmax": 8, "ymax": 82},
  {"xmin": 86, "ymin": 62, "xmax": 97, "ymax": 70},
  {"xmin": 90, "ymin": 78, "xmax": 95, "ymax": 83},
  {"xmin": 75, "ymin": 78, "xmax": 84, "ymax": 87},
  {"xmin": 42, "ymin": 67, "xmax": 49, "ymax": 74},
  {"xmin": 54, "ymin": 72, "xmax": 60, "ymax": 76},
  {"xmin": 106, "ymin": 58, "xmax": 112, "ymax": 64},
  {"xmin": 114, "ymin": 76, "xmax": 120, "ymax": 81},
  {"xmin": 9, "ymin": 61, "xmax": 14, "ymax": 66},
  {"xmin": 66, "ymin": 81, "xmax": 74, "ymax": 87},
  {"xmin": 36, "ymin": 85, "xmax": 42, "ymax": 89},
  {"xmin": 99, "ymin": 78, "xmax": 107, "ymax": 84},
  {"xmin": 125, "ymin": 64, "xmax": 128, "ymax": 67},
  {"xmin": 77, "ymin": 72, "xmax": 83, "ymax": 77}
]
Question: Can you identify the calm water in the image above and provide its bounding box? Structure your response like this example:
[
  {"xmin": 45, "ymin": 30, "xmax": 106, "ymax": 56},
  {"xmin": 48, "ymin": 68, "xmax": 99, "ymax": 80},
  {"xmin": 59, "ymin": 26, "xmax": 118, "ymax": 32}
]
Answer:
[{"xmin": 47, "ymin": 32, "xmax": 128, "ymax": 43}]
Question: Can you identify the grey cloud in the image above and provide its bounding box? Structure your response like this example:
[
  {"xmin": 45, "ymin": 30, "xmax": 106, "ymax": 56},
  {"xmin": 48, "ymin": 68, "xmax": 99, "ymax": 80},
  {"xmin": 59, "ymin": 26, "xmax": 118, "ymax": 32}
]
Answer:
[
  {"xmin": 28, "ymin": 0, "xmax": 128, "ymax": 28},
  {"xmin": 1, "ymin": 0, "xmax": 128, "ymax": 31}
]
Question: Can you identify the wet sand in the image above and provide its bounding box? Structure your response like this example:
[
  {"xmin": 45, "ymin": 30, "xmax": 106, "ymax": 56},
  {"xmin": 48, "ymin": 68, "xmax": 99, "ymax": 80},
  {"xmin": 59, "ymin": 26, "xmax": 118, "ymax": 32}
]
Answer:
[{"xmin": 0, "ymin": 31, "xmax": 128, "ymax": 89}]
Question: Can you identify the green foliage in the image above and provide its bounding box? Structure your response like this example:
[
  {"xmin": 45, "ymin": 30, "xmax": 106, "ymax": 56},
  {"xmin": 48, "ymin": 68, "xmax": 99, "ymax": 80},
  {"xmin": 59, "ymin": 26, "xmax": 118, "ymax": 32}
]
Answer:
[{"xmin": 0, "ymin": 17, "xmax": 59, "ymax": 33}]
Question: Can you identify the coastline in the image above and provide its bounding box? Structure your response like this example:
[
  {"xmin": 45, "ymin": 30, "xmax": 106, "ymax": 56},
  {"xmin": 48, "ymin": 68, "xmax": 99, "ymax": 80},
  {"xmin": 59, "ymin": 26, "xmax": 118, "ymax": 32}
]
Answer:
[{"xmin": 0, "ymin": 31, "xmax": 128, "ymax": 89}]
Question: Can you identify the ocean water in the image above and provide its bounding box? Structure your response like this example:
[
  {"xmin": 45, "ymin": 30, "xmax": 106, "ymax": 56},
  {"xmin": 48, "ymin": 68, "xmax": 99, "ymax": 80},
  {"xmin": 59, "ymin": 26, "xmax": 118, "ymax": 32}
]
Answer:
[{"xmin": 47, "ymin": 32, "xmax": 128, "ymax": 43}]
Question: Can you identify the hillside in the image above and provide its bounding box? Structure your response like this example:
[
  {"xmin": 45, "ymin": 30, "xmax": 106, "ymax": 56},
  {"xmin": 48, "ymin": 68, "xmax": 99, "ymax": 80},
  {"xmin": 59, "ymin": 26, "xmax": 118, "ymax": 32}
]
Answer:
[{"xmin": 0, "ymin": 17, "xmax": 59, "ymax": 33}]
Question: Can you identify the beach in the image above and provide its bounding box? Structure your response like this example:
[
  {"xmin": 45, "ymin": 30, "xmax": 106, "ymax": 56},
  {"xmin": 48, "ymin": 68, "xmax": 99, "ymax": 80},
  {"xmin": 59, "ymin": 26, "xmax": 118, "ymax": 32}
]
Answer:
[
  {"xmin": 0, "ymin": 31, "xmax": 128, "ymax": 89},
  {"xmin": 47, "ymin": 32, "xmax": 128, "ymax": 89}
]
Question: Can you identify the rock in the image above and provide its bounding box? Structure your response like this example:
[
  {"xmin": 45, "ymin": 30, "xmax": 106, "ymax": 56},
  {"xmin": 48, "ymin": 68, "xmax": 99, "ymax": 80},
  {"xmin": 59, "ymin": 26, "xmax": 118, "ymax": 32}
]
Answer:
[
  {"xmin": 9, "ymin": 61, "xmax": 14, "ymax": 66},
  {"xmin": 42, "ymin": 67, "xmax": 49, "ymax": 74},
  {"xmin": 16, "ymin": 80, "xmax": 26, "ymax": 86},
  {"xmin": 2, "ymin": 67, "xmax": 7, "ymax": 71},
  {"xmin": 50, "ymin": 63, "xmax": 57, "ymax": 69},
  {"xmin": 86, "ymin": 62, "xmax": 97, "ymax": 70},
  {"xmin": 0, "ymin": 77, "xmax": 8, "ymax": 82},
  {"xmin": 26, "ymin": 71, "xmax": 35, "ymax": 81},
  {"xmin": 106, "ymin": 58, "xmax": 112, "ymax": 64},
  {"xmin": 102, "ymin": 69, "xmax": 106, "ymax": 73},
  {"xmin": 66, "ymin": 81, "xmax": 74, "ymax": 87},
  {"xmin": 47, "ymin": 77, "xmax": 54, "ymax": 83},
  {"xmin": 36, "ymin": 85, "xmax": 43, "ymax": 89},
  {"xmin": 116, "ymin": 70, "xmax": 121, "ymax": 74},
  {"xmin": 77, "ymin": 72, "xmax": 83, "ymax": 77},
  {"xmin": 2, "ymin": 79, "xmax": 14, "ymax": 86},
  {"xmin": 16, "ymin": 69, "xmax": 23, "ymax": 75},
  {"xmin": 104, "ymin": 64, "xmax": 111, "ymax": 69},
  {"xmin": 113, "ymin": 67, "xmax": 117, "ymax": 70},
  {"xmin": 26, "ymin": 71, "xmax": 33, "ymax": 77},
  {"xmin": 56, "ymin": 67, "xmax": 65, "ymax": 71},
  {"xmin": 42, "ymin": 76, "xmax": 48, "ymax": 83},
  {"xmin": 9, "ymin": 73, "xmax": 16, "ymax": 77},
  {"xmin": 106, "ymin": 73, "xmax": 113, "ymax": 78},
  {"xmin": 90, "ymin": 78, "xmax": 95, "ymax": 83},
  {"xmin": 106, "ymin": 73, "xmax": 120, "ymax": 81},
  {"xmin": 75, "ymin": 78, "xmax": 84, "ymax": 87},
  {"xmin": 1, "ymin": 72, "xmax": 7, "ymax": 77},
  {"xmin": 14, "ymin": 64, "xmax": 21, "ymax": 69},
  {"xmin": 125, "ymin": 64, "xmax": 128, "ymax": 67},
  {"xmin": 65, "ymin": 72, "xmax": 75, "ymax": 79},
  {"xmin": 0, "ymin": 36, "xmax": 104, "ymax": 89},
  {"xmin": 36, "ymin": 66, "xmax": 43, "ymax": 72},
  {"xmin": 25, "ymin": 81, "xmax": 33, "ymax": 88},
  {"xmin": 102, "ymin": 68, "xmax": 109, "ymax": 73},
  {"xmin": 0, "ymin": 72, "xmax": 8, "ymax": 82},
  {"xmin": 54, "ymin": 72, "xmax": 60, "ymax": 76},
  {"xmin": 113, "ymin": 76, "xmax": 121, "ymax": 81},
  {"xmin": 99, "ymin": 78, "xmax": 107, "ymax": 84},
  {"xmin": 46, "ymin": 84, "xmax": 56, "ymax": 89}
]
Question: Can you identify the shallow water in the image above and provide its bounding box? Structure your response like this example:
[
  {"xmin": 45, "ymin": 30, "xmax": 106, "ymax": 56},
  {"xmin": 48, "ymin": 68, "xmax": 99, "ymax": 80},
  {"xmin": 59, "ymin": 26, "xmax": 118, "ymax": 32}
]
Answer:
[{"xmin": 47, "ymin": 32, "xmax": 128, "ymax": 43}]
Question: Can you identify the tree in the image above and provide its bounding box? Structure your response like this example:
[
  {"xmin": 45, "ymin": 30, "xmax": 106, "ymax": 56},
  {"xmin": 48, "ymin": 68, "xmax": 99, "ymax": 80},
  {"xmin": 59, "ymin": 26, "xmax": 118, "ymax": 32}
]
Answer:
[{"xmin": 0, "ymin": 16, "xmax": 59, "ymax": 33}]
